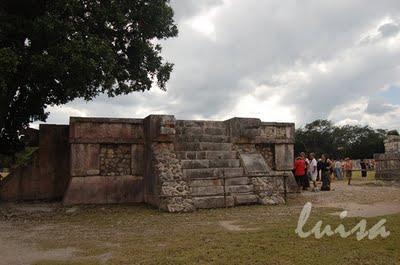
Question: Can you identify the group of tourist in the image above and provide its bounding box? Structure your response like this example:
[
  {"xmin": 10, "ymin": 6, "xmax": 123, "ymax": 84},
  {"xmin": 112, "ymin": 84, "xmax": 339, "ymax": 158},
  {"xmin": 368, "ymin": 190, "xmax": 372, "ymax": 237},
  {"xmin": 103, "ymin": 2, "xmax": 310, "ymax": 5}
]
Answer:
[{"xmin": 293, "ymin": 152, "xmax": 362, "ymax": 192}]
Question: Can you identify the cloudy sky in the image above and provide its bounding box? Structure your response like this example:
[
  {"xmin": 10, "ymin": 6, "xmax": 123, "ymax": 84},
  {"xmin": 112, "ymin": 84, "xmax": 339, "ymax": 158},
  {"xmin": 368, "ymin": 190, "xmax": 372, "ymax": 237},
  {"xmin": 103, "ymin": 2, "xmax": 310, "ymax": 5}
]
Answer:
[{"xmin": 37, "ymin": 0, "xmax": 400, "ymax": 130}]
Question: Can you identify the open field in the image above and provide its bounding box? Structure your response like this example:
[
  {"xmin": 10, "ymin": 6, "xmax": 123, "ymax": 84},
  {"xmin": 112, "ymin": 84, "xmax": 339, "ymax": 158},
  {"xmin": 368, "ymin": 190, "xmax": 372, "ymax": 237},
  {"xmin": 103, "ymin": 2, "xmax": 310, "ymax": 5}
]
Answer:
[{"xmin": 0, "ymin": 177, "xmax": 399, "ymax": 265}]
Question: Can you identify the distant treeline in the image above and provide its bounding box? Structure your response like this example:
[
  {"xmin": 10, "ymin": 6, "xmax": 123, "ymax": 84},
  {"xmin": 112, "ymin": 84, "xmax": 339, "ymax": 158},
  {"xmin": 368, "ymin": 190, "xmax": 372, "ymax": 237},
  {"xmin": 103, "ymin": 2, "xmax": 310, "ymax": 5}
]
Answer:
[{"xmin": 294, "ymin": 119, "xmax": 398, "ymax": 159}]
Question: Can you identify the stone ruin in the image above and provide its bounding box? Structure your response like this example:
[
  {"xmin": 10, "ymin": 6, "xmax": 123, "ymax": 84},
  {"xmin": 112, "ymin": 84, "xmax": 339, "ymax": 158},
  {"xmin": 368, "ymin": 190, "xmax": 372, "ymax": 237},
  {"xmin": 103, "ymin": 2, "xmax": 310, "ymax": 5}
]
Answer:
[
  {"xmin": 374, "ymin": 135, "xmax": 400, "ymax": 181},
  {"xmin": 0, "ymin": 115, "xmax": 296, "ymax": 212}
]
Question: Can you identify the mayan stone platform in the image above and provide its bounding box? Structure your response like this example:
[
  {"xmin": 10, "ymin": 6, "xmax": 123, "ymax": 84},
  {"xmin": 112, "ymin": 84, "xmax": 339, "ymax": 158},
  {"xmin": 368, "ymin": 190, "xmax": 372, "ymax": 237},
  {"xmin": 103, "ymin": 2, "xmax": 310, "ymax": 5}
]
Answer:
[
  {"xmin": 375, "ymin": 135, "xmax": 400, "ymax": 181},
  {"xmin": 62, "ymin": 115, "xmax": 295, "ymax": 212},
  {"xmin": 0, "ymin": 114, "xmax": 295, "ymax": 212}
]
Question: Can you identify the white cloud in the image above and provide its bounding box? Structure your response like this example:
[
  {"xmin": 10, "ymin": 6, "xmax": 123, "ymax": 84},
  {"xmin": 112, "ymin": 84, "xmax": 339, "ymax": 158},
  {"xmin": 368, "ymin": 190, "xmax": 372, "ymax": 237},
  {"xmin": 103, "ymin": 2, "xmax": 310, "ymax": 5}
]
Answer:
[{"xmin": 39, "ymin": 0, "xmax": 400, "ymax": 130}]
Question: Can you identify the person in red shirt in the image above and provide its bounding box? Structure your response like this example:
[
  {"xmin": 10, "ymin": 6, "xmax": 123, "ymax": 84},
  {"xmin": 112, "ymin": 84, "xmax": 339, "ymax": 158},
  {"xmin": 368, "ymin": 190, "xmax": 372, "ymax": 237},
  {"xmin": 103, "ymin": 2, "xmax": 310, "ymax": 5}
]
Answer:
[{"xmin": 294, "ymin": 155, "xmax": 306, "ymax": 190}]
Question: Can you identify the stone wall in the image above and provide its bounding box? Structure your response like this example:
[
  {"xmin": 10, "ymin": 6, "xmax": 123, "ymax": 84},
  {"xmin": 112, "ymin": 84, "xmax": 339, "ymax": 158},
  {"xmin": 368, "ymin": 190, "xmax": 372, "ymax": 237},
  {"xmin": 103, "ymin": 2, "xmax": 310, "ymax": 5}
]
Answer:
[
  {"xmin": 100, "ymin": 144, "xmax": 132, "ymax": 176},
  {"xmin": 0, "ymin": 125, "xmax": 70, "ymax": 201},
  {"xmin": 63, "ymin": 118, "xmax": 145, "ymax": 205},
  {"xmin": 385, "ymin": 135, "xmax": 400, "ymax": 153},
  {"xmin": 375, "ymin": 135, "xmax": 400, "ymax": 181}
]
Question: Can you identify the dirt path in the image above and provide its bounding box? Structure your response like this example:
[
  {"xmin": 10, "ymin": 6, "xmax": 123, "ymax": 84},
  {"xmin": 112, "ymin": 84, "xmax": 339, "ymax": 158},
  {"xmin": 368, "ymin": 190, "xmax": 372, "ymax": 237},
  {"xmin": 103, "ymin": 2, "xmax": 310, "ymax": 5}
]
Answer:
[{"xmin": 296, "ymin": 180, "xmax": 400, "ymax": 217}]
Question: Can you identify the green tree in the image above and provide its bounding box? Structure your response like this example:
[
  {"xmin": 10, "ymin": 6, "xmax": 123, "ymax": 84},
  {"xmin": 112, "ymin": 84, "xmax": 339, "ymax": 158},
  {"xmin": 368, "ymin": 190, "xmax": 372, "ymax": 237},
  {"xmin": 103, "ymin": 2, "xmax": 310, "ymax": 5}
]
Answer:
[
  {"xmin": 0, "ymin": 0, "xmax": 178, "ymax": 154},
  {"xmin": 295, "ymin": 120, "xmax": 386, "ymax": 159}
]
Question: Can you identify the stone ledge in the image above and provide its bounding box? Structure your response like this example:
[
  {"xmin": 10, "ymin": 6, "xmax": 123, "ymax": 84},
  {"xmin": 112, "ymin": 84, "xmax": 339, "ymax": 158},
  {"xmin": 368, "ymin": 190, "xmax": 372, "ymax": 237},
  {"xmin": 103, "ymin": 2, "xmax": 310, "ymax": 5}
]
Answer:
[{"xmin": 70, "ymin": 117, "xmax": 144, "ymax": 124}]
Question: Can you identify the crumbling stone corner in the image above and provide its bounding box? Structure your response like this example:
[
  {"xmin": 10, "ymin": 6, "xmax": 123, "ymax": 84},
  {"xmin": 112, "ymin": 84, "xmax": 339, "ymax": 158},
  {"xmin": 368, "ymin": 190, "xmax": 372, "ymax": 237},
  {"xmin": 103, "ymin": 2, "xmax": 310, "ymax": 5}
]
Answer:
[{"xmin": 143, "ymin": 115, "xmax": 195, "ymax": 212}]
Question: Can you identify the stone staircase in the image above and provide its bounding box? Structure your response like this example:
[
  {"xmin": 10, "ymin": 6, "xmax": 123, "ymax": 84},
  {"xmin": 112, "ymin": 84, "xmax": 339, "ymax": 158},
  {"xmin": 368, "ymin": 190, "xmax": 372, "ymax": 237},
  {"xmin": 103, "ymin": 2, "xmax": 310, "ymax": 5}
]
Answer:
[{"xmin": 175, "ymin": 121, "xmax": 258, "ymax": 209}]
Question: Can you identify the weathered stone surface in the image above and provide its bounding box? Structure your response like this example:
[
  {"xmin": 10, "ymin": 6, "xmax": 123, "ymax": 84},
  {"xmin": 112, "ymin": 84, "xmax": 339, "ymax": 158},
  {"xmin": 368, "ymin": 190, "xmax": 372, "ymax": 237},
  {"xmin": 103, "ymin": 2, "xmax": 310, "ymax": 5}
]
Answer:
[
  {"xmin": 177, "ymin": 134, "xmax": 230, "ymax": 143},
  {"xmin": 193, "ymin": 196, "xmax": 234, "ymax": 209},
  {"xmin": 274, "ymin": 144, "xmax": 294, "ymax": 171},
  {"xmin": 234, "ymin": 194, "xmax": 258, "ymax": 205},
  {"xmin": 131, "ymin": 144, "xmax": 144, "ymax": 175},
  {"xmin": 252, "ymin": 176, "xmax": 284, "ymax": 193},
  {"xmin": 160, "ymin": 197, "xmax": 195, "ymax": 212},
  {"xmin": 70, "ymin": 144, "xmax": 100, "ymax": 177},
  {"xmin": 225, "ymin": 177, "xmax": 249, "ymax": 186},
  {"xmin": 251, "ymin": 176, "xmax": 286, "ymax": 205},
  {"xmin": 209, "ymin": 159, "xmax": 240, "ymax": 168},
  {"xmin": 100, "ymin": 144, "xmax": 131, "ymax": 176},
  {"xmin": 240, "ymin": 153, "xmax": 271, "ymax": 175},
  {"xmin": 227, "ymin": 185, "xmax": 254, "ymax": 194},
  {"xmin": 190, "ymin": 179, "xmax": 224, "ymax": 187},
  {"xmin": 256, "ymin": 144, "xmax": 275, "ymax": 169},
  {"xmin": 161, "ymin": 181, "xmax": 190, "ymax": 196},
  {"xmin": 375, "ymin": 135, "xmax": 400, "ymax": 181},
  {"xmin": 176, "ymin": 151, "xmax": 237, "ymax": 160},
  {"xmin": 191, "ymin": 186, "xmax": 224, "ymax": 196},
  {"xmin": 233, "ymin": 144, "xmax": 257, "ymax": 154},
  {"xmin": 176, "ymin": 120, "xmax": 225, "ymax": 128},
  {"xmin": 223, "ymin": 168, "xmax": 244, "ymax": 177},
  {"xmin": 384, "ymin": 135, "xmax": 400, "ymax": 153},
  {"xmin": 181, "ymin": 159, "xmax": 210, "ymax": 169},
  {"xmin": 225, "ymin": 118, "xmax": 261, "ymax": 140},
  {"xmin": 149, "ymin": 140, "xmax": 194, "ymax": 211},
  {"xmin": 152, "ymin": 143, "xmax": 185, "ymax": 182},
  {"xmin": 203, "ymin": 151, "xmax": 238, "ymax": 160},
  {"xmin": 204, "ymin": 127, "xmax": 226, "ymax": 135},
  {"xmin": 63, "ymin": 175, "xmax": 144, "ymax": 205},
  {"xmin": 86, "ymin": 169, "xmax": 100, "ymax": 176},
  {"xmin": 183, "ymin": 168, "xmax": 217, "ymax": 179},
  {"xmin": 69, "ymin": 117, "xmax": 144, "ymax": 143},
  {"xmin": 199, "ymin": 143, "xmax": 231, "ymax": 151}
]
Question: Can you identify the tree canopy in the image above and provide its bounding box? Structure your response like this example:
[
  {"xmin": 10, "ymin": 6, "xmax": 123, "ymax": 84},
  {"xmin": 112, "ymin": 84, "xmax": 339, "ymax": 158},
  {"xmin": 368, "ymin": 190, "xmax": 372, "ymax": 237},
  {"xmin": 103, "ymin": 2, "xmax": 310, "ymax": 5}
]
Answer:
[
  {"xmin": 295, "ymin": 119, "xmax": 388, "ymax": 159},
  {"xmin": 0, "ymin": 0, "xmax": 177, "ymax": 154}
]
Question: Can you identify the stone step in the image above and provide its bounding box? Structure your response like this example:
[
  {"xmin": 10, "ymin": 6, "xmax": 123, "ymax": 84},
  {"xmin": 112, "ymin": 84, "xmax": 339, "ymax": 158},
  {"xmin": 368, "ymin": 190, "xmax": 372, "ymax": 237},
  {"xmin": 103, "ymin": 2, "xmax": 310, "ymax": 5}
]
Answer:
[
  {"xmin": 227, "ymin": 185, "xmax": 254, "ymax": 194},
  {"xmin": 209, "ymin": 159, "xmax": 240, "ymax": 168},
  {"xmin": 233, "ymin": 194, "xmax": 259, "ymax": 205},
  {"xmin": 176, "ymin": 134, "xmax": 230, "ymax": 143},
  {"xmin": 193, "ymin": 196, "xmax": 234, "ymax": 209},
  {"xmin": 191, "ymin": 186, "xmax": 224, "ymax": 196},
  {"xmin": 190, "ymin": 179, "xmax": 224, "ymax": 187},
  {"xmin": 181, "ymin": 160, "xmax": 209, "ymax": 169},
  {"xmin": 183, "ymin": 167, "xmax": 244, "ymax": 179},
  {"xmin": 225, "ymin": 177, "xmax": 249, "ymax": 186},
  {"xmin": 181, "ymin": 159, "xmax": 240, "ymax": 169},
  {"xmin": 224, "ymin": 167, "xmax": 245, "ymax": 178},
  {"xmin": 175, "ymin": 142, "xmax": 232, "ymax": 151},
  {"xmin": 183, "ymin": 168, "xmax": 216, "ymax": 179},
  {"xmin": 176, "ymin": 151, "xmax": 237, "ymax": 160}
]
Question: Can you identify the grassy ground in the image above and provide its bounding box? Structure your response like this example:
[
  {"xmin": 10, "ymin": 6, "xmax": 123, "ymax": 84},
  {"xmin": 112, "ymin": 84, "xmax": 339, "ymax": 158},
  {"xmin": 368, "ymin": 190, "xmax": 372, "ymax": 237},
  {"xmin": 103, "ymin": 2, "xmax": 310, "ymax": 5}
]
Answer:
[
  {"xmin": 1, "ymin": 176, "xmax": 399, "ymax": 265},
  {"xmin": 29, "ymin": 205, "xmax": 399, "ymax": 265}
]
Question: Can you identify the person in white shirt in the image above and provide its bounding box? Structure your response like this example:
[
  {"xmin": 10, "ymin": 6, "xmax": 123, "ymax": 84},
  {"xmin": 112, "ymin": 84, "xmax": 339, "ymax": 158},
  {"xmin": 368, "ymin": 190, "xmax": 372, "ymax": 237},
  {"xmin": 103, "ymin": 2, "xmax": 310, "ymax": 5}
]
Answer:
[
  {"xmin": 334, "ymin": 160, "xmax": 343, "ymax": 180},
  {"xmin": 308, "ymin": 153, "xmax": 318, "ymax": 191}
]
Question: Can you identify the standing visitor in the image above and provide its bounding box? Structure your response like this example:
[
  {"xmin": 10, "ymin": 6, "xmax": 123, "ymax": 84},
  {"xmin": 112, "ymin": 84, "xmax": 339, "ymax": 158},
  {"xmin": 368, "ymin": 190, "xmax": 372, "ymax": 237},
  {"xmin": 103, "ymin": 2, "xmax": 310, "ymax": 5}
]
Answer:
[
  {"xmin": 301, "ymin": 152, "xmax": 310, "ymax": 189},
  {"xmin": 294, "ymin": 155, "xmax": 307, "ymax": 190},
  {"xmin": 320, "ymin": 154, "xmax": 331, "ymax": 191},
  {"xmin": 360, "ymin": 159, "xmax": 367, "ymax": 179},
  {"xmin": 317, "ymin": 158, "xmax": 323, "ymax": 182},
  {"xmin": 308, "ymin": 153, "xmax": 318, "ymax": 191},
  {"xmin": 328, "ymin": 158, "xmax": 334, "ymax": 181},
  {"xmin": 334, "ymin": 159, "xmax": 343, "ymax": 180},
  {"xmin": 344, "ymin": 158, "xmax": 353, "ymax": 185}
]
